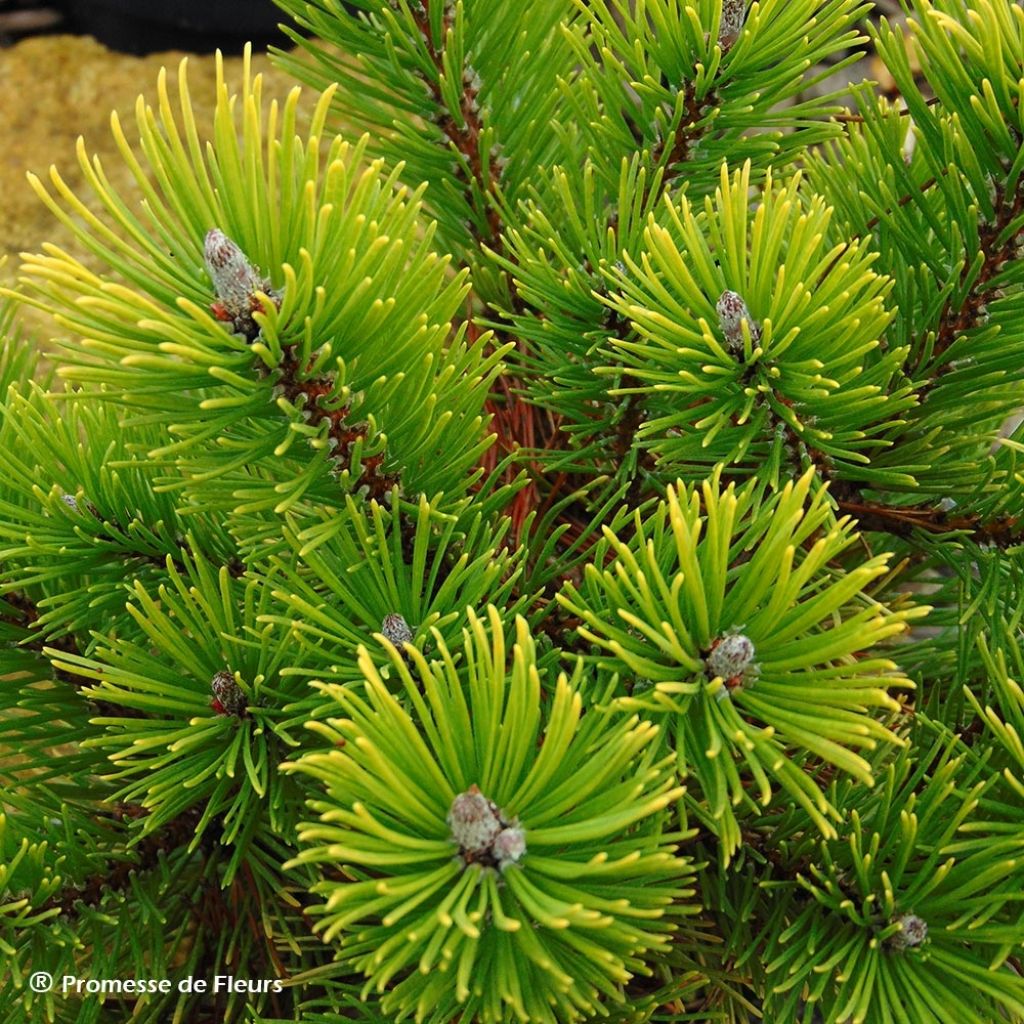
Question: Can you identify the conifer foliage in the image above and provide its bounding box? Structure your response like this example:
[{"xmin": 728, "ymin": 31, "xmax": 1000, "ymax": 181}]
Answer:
[{"xmin": 1, "ymin": 1, "xmax": 1023, "ymax": 1022}]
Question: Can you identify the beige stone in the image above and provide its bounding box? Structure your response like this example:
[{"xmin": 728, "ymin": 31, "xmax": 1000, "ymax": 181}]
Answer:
[{"xmin": 0, "ymin": 34, "xmax": 302, "ymax": 341}]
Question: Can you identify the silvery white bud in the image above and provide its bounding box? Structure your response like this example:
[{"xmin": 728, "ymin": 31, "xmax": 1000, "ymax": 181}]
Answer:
[
  {"xmin": 448, "ymin": 785, "xmax": 502, "ymax": 856},
  {"xmin": 492, "ymin": 826, "xmax": 526, "ymax": 868},
  {"xmin": 60, "ymin": 492, "xmax": 98, "ymax": 517},
  {"xmin": 717, "ymin": 290, "xmax": 760, "ymax": 352},
  {"xmin": 204, "ymin": 228, "xmax": 265, "ymax": 316},
  {"xmin": 718, "ymin": 0, "xmax": 746, "ymax": 53},
  {"xmin": 211, "ymin": 670, "xmax": 248, "ymax": 717},
  {"xmin": 890, "ymin": 913, "xmax": 928, "ymax": 950},
  {"xmin": 707, "ymin": 632, "xmax": 756, "ymax": 681},
  {"xmin": 381, "ymin": 613, "xmax": 414, "ymax": 648}
]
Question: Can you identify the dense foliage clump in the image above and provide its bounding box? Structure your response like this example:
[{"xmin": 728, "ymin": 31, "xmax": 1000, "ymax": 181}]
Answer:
[{"xmin": 1, "ymin": 2, "xmax": 1023, "ymax": 1023}]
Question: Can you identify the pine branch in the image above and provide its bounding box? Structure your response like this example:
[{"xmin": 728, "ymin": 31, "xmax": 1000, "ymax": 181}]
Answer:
[
  {"xmin": 924, "ymin": 181, "xmax": 1024, "ymax": 375},
  {"xmin": 863, "ymin": 173, "xmax": 941, "ymax": 232},
  {"xmin": 616, "ymin": 386, "xmax": 660, "ymax": 507},
  {"xmin": 271, "ymin": 345, "xmax": 398, "ymax": 503},
  {"xmin": 2, "ymin": 592, "xmax": 147, "ymax": 719},
  {"xmin": 411, "ymin": 0, "xmax": 505, "ymax": 251},
  {"xmin": 651, "ymin": 80, "xmax": 710, "ymax": 188},
  {"xmin": 6, "ymin": 4, "xmax": 1024, "ymax": 1020},
  {"xmin": 834, "ymin": 494, "xmax": 1023, "ymax": 548},
  {"xmin": 46, "ymin": 804, "xmax": 215, "ymax": 917},
  {"xmin": 605, "ymin": 307, "xmax": 659, "ymax": 502}
]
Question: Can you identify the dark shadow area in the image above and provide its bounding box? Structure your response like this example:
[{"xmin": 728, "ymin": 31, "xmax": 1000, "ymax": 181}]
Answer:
[
  {"xmin": 62, "ymin": 0, "xmax": 284, "ymax": 55},
  {"xmin": 1, "ymin": 0, "xmax": 285, "ymax": 54}
]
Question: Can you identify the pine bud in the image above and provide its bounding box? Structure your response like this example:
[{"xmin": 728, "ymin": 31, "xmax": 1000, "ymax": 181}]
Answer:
[
  {"xmin": 492, "ymin": 826, "xmax": 527, "ymax": 868},
  {"xmin": 717, "ymin": 290, "xmax": 760, "ymax": 353},
  {"xmin": 718, "ymin": 0, "xmax": 746, "ymax": 53},
  {"xmin": 210, "ymin": 670, "xmax": 248, "ymax": 717},
  {"xmin": 447, "ymin": 785, "xmax": 502, "ymax": 857},
  {"xmin": 204, "ymin": 229, "xmax": 264, "ymax": 312},
  {"xmin": 381, "ymin": 613, "xmax": 414, "ymax": 649},
  {"xmin": 203, "ymin": 228, "xmax": 276, "ymax": 341},
  {"xmin": 447, "ymin": 785, "xmax": 527, "ymax": 868},
  {"xmin": 890, "ymin": 913, "xmax": 928, "ymax": 950},
  {"xmin": 60, "ymin": 492, "xmax": 99, "ymax": 517},
  {"xmin": 707, "ymin": 632, "xmax": 756, "ymax": 682}
]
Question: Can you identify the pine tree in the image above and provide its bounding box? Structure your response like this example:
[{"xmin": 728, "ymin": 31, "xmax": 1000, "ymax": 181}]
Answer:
[{"xmin": 1, "ymin": 1, "xmax": 1023, "ymax": 1021}]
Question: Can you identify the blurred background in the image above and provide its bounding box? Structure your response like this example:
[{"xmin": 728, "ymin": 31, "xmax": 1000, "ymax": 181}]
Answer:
[{"xmin": 0, "ymin": 0, "xmax": 283, "ymax": 54}]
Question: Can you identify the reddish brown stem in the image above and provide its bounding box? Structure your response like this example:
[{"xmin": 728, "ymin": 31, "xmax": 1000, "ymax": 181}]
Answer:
[
  {"xmin": 836, "ymin": 497, "xmax": 1022, "ymax": 548},
  {"xmin": 927, "ymin": 185, "xmax": 1024, "ymax": 368},
  {"xmin": 43, "ymin": 804, "xmax": 213, "ymax": 916},
  {"xmin": 652, "ymin": 81, "xmax": 707, "ymax": 183},
  {"xmin": 273, "ymin": 346, "xmax": 397, "ymax": 503},
  {"xmin": 864, "ymin": 174, "xmax": 939, "ymax": 232},
  {"xmin": 3, "ymin": 592, "xmax": 147, "ymax": 719},
  {"xmin": 412, "ymin": 1, "xmax": 504, "ymax": 250}
]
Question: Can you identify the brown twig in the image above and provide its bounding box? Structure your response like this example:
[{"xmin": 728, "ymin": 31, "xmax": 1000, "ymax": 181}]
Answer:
[
  {"xmin": 2, "ymin": 592, "xmax": 147, "ymax": 718},
  {"xmin": 411, "ymin": 0, "xmax": 505, "ymax": 251},
  {"xmin": 835, "ymin": 94, "xmax": 942, "ymax": 124},
  {"xmin": 835, "ymin": 496, "xmax": 1022, "ymax": 548},
  {"xmin": 864, "ymin": 174, "xmax": 939, "ymax": 232},
  {"xmin": 926, "ymin": 184, "xmax": 1024, "ymax": 371},
  {"xmin": 272, "ymin": 344, "xmax": 397, "ymax": 503},
  {"xmin": 652, "ymin": 81, "xmax": 709, "ymax": 184},
  {"xmin": 43, "ymin": 804, "xmax": 213, "ymax": 916}
]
